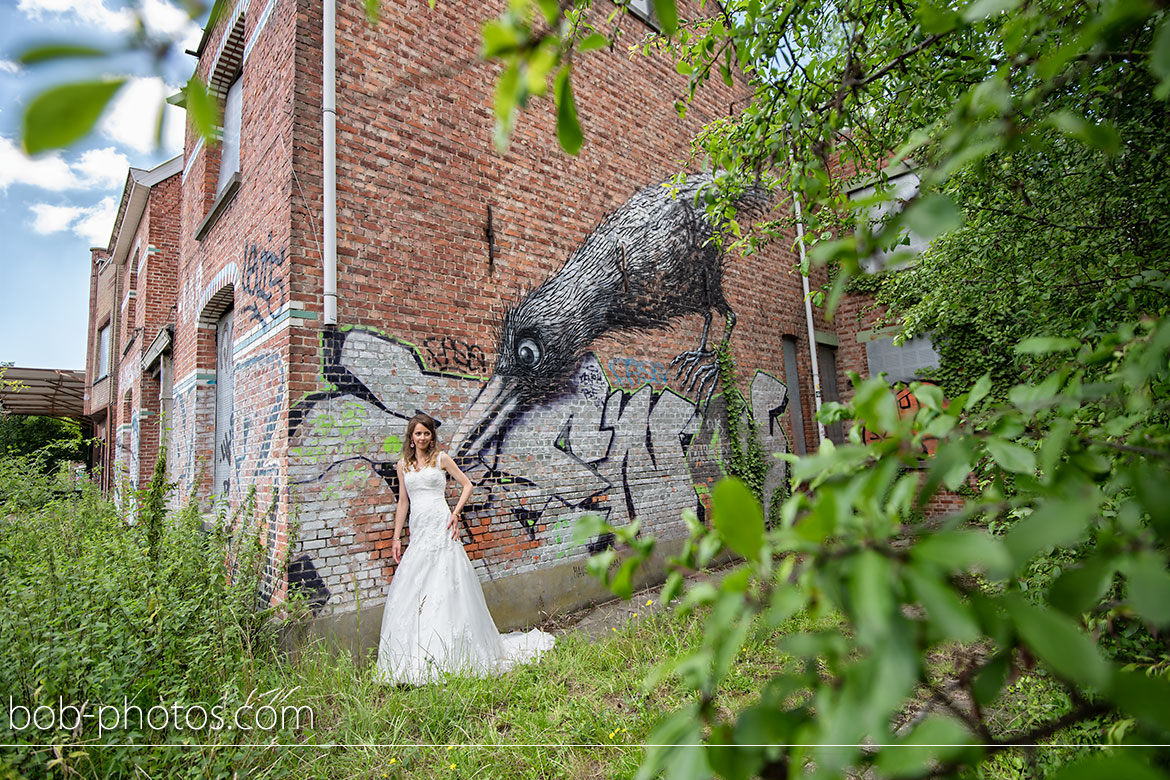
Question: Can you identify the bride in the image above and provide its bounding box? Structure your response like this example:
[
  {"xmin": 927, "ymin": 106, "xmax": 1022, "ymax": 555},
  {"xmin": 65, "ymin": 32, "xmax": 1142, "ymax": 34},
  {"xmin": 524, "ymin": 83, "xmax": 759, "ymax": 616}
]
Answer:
[{"xmin": 375, "ymin": 412, "xmax": 555, "ymax": 685}]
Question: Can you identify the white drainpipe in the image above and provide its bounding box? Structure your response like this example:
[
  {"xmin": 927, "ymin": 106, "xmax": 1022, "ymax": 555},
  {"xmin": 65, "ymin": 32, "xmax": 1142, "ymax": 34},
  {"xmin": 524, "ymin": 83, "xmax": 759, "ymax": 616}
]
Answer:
[
  {"xmin": 323, "ymin": 0, "xmax": 338, "ymax": 325},
  {"xmin": 792, "ymin": 190, "xmax": 826, "ymax": 447}
]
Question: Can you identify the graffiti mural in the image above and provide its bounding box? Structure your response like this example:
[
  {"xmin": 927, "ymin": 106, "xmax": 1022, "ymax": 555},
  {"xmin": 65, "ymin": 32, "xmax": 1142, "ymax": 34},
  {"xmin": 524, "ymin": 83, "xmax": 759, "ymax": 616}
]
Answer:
[
  {"xmin": 239, "ymin": 236, "xmax": 286, "ymax": 325},
  {"xmin": 422, "ymin": 336, "xmax": 488, "ymax": 375},
  {"xmin": 859, "ymin": 382, "xmax": 942, "ymax": 456},
  {"xmin": 453, "ymin": 174, "xmax": 765, "ymax": 462},
  {"xmin": 287, "ymin": 175, "xmax": 781, "ymax": 612},
  {"xmin": 606, "ymin": 356, "xmax": 669, "ymax": 389}
]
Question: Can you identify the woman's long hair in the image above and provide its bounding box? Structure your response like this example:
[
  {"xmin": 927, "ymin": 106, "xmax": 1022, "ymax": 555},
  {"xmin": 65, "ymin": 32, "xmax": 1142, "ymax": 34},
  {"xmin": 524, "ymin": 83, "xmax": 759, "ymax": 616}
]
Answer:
[{"xmin": 401, "ymin": 413, "xmax": 440, "ymax": 472}]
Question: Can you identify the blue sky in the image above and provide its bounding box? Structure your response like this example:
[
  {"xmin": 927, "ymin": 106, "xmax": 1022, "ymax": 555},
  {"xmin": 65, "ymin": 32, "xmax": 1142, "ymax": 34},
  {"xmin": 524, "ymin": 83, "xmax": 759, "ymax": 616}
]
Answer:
[{"xmin": 0, "ymin": 0, "xmax": 203, "ymax": 370}]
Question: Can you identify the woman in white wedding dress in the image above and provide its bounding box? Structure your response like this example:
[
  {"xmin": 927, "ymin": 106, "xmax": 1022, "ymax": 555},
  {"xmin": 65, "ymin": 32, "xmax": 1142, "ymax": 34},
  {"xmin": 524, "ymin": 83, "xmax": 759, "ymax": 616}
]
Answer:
[{"xmin": 375, "ymin": 412, "xmax": 555, "ymax": 685}]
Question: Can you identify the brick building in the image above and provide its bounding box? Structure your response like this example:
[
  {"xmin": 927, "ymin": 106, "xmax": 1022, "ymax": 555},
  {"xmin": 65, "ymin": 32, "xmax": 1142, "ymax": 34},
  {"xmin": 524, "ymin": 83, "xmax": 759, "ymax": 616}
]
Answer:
[
  {"xmin": 84, "ymin": 0, "xmax": 942, "ymax": 651},
  {"xmin": 84, "ymin": 157, "xmax": 182, "ymax": 498}
]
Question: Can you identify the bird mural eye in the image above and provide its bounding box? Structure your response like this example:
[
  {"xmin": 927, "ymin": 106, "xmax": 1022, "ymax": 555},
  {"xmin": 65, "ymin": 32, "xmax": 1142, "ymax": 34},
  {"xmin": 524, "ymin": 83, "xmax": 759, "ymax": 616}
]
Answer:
[{"xmin": 515, "ymin": 335, "xmax": 543, "ymax": 368}]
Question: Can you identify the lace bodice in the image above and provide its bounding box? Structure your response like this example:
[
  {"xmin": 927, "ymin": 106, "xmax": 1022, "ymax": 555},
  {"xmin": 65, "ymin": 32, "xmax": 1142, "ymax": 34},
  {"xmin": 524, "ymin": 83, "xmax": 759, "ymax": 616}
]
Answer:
[{"xmin": 402, "ymin": 460, "xmax": 446, "ymax": 500}]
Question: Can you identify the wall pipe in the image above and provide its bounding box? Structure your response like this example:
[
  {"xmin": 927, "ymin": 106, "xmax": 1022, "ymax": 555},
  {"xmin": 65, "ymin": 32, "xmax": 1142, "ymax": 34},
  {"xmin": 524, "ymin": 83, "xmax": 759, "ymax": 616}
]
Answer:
[
  {"xmin": 792, "ymin": 190, "xmax": 826, "ymax": 447},
  {"xmin": 322, "ymin": 0, "xmax": 338, "ymax": 325}
]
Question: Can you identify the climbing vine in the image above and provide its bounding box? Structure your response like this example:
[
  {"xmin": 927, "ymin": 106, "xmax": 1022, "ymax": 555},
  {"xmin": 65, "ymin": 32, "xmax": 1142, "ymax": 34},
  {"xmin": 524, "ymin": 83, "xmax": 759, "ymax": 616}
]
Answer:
[{"xmin": 714, "ymin": 341, "xmax": 770, "ymax": 508}]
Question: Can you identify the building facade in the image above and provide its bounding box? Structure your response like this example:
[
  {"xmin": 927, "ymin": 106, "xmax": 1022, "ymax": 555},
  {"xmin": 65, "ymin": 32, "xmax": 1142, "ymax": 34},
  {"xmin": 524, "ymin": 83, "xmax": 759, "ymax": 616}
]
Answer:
[
  {"xmin": 84, "ymin": 158, "xmax": 182, "ymax": 498},
  {"xmin": 84, "ymin": 0, "xmax": 944, "ymax": 651}
]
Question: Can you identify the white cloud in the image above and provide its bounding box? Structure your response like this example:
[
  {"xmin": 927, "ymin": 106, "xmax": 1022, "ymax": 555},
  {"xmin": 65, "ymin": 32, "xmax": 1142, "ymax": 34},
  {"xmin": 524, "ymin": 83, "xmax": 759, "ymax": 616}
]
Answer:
[
  {"xmin": 29, "ymin": 196, "xmax": 118, "ymax": 245},
  {"xmin": 0, "ymin": 60, "xmax": 19, "ymax": 74},
  {"xmin": 99, "ymin": 77, "xmax": 185, "ymax": 155},
  {"xmin": 16, "ymin": 0, "xmax": 132, "ymax": 32},
  {"xmin": 30, "ymin": 203, "xmax": 85, "ymax": 234},
  {"xmin": 73, "ymin": 147, "xmax": 131, "ymax": 189},
  {"xmin": 17, "ymin": 0, "xmax": 201, "ymax": 43},
  {"xmin": 0, "ymin": 138, "xmax": 77, "ymax": 192},
  {"xmin": 72, "ymin": 196, "xmax": 118, "ymax": 244},
  {"xmin": 0, "ymin": 138, "xmax": 130, "ymax": 192}
]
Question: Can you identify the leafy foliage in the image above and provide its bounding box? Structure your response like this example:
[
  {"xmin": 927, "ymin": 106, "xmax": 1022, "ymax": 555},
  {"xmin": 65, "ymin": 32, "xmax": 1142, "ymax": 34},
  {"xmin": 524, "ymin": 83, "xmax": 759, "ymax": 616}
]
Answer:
[
  {"xmin": 477, "ymin": 0, "xmax": 1170, "ymax": 776},
  {"xmin": 0, "ymin": 414, "xmax": 86, "ymax": 475},
  {"xmin": 0, "ymin": 460, "xmax": 301, "ymax": 778}
]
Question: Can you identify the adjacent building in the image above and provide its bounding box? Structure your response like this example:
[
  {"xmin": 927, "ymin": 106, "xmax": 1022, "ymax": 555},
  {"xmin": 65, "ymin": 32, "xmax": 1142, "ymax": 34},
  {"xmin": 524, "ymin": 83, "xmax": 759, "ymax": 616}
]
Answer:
[{"xmin": 84, "ymin": 0, "xmax": 942, "ymax": 651}]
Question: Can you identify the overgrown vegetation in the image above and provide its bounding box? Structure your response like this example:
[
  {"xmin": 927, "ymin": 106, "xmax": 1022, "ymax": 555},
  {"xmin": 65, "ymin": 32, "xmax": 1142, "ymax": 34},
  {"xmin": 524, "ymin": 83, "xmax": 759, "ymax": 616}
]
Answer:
[
  {"xmin": 0, "ymin": 458, "xmax": 298, "ymax": 779},
  {"xmin": 480, "ymin": 0, "xmax": 1170, "ymax": 777},
  {"xmin": 0, "ymin": 415, "xmax": 86, "ymax": 476}
]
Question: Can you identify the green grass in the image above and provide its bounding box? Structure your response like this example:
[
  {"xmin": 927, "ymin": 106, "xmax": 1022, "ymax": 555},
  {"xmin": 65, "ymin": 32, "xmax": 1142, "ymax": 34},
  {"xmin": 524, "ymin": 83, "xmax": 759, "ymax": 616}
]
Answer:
[{"xmin": 203, "ymin": 607, "xmax": 818, "ymax": 780}]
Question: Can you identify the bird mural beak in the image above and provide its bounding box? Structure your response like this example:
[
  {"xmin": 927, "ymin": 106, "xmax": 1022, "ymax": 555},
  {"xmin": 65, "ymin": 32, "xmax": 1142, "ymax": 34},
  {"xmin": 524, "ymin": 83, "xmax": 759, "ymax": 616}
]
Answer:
[{"xmin": 451, "ymin": 374, "xmax": 524, "ymax": 462}]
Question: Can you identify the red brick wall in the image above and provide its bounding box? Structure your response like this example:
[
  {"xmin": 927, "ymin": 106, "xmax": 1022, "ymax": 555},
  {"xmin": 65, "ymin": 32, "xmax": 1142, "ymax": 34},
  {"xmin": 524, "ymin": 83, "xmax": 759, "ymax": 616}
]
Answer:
[{"xmin": 280, "ymin": 0, "xmax": 830, "ymax": 615}]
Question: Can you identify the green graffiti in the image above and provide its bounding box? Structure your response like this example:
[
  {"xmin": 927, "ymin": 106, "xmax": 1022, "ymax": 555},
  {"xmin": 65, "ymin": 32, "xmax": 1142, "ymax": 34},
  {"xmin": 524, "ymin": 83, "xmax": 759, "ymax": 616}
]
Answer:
[{"xmin": 382, "ymin": 434, "xmax": 402, "ymax": 454}]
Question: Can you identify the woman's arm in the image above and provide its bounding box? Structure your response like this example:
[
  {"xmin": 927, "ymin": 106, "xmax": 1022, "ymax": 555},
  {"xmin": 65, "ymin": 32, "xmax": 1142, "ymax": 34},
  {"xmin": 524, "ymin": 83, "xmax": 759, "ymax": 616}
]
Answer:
[
  {"xmin": 442, "ymin": 452, "xmax": 474, "ymax": 540},
  {"xmin": 391, "ymin": 459, "xmax": 409, "ymax": 562}
]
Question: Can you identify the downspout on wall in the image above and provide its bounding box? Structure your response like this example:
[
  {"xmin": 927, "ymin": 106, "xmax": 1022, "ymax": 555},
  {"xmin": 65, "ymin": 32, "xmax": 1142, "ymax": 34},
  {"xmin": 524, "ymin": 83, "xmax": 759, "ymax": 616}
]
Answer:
[
  {"xmin": 792, "ymin": 191, "xmax": 826, "ymax": 447},
  {"xmin": 322, "ymin": 0, "xmax": 338, "ymax": 325}
]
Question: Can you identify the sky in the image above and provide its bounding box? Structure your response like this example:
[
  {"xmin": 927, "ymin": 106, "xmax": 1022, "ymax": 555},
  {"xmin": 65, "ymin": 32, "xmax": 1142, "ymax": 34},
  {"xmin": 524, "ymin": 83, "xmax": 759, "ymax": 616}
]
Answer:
[{"xmin": 0, "ymin": 0, "xmax": 204, "ymax": 370}]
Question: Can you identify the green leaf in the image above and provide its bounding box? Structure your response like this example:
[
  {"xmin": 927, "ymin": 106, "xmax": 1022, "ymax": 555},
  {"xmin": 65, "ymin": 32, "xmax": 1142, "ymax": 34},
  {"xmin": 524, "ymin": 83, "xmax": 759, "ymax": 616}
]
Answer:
[
  {"xmin": 184, "ymin": 76, "xmax": 219, "ymax": 142},
  {"xmin": 849, "ymin": 550, "xmax": 896, "ymax": 646},
  {"xmin": 961, "ymin": 0, "xmax": 1020, "ymax": 22},
  {"xmin": 660, "ymin": 570, "xmax": 685, "ymax": 604},
  {"xmin": 1109, "ymin": 669, "xmax": 1170, "ymax": 736},
  {"xmin": 906, "ymin": 563, "xmax": 980, "ymax": 642},
  {"xmin": 1004, "ymin": 594, "xmax": 1110, "ymax": 691},
  {"xmin": 876, "ymin": 715, "xmax": 978, "ymax": 777},
  {"xmin": 1046, "ymin": 111, "xmax": 1120, "ymax": 154},
  {"xmin": 1014, "ymin": 336, "xmax": 1081, "ymax": 354},
  {"xmin": 913, "ymin": 530, "xmax": 1011, "ymax": 580},
  {"xmin": 912, "ymin": 382, "xmax": 945, "ymax": 413},
  {"xmin": 1150, "ymin": 16, "xmax": 1170, "ymax": 99},
  {"xmin": 720, "ymin": 62, "xmax": 734, "ymax": 88},
  {"xmin": 915, "ymin": 4, "xmax": 962, "ymax": 35},
  {"xmin": 1047, "ymin": 753, "xmax": 1169, "ymax": 780},
  {"xmin": 851, "ymin": 377, "xmax": 899, "ymax": 433},
  {"xmin": 22, "ymin": 79, "xmax": 126, "ymax": 154},
  {"xmin": 764, "ymin": 585, "xmax": 808, "ymax": 629},
  {"xmin": 482, "ymin": 19, "xmax": 523, "ymax": 58},
  {"xmin": 1048, "ymin": 557, "xmax": 1115, "ymax": 616},
  {"xmin": 712, "ymin": 478, "xmax": 765, "ymax": 563},
  {"xmin": 652, "ymin": 0, "xmax": 679, "ymax": 36},
  {"xmin": 577, "ymin": 33, "xmax": 609, "ymax": 52},
  {"xmin": 1132, "ymin": 462, "xmax": 1170, "ymax": 536},
  {"xmin": 985, "ymin": 438, "xmax": 1036, "ymax": 474},
  {"xmin": 18, "ymin": 44, "xmax": 107, "ymax": 65},
  {"xmin": 363, "ymin": 0, "xmax": 379, "ymax": 23},
  {"xmin": 902, "ymin": 194, "xmax": 962, "ymax": 239},
  {"xmin": 971, "ymin": 650, "xmax": 1012, "ymax": 706},
  {"xmin": 1127, "ymin": 551, "xmax": 1170, "ymax": 627},
  {"xmin": 535, "ymin": 0, "xmax": 560, "ymax": 25},
  {"xmin": 572, "ymin": 513, "xmax": 607, "ymax": 545},
  {"xmin": 964, "ymin": 373, "xmax": 992, "ymax": 411},
  {"xmin": 493, "ymin": 61, "xmax": 521, "ymax": 150},
  {"xmin": 920, "ymin": 437, "xmax": 975, "ymax": 504},
  {"xmin": 610, "ymin": 556, "xmax": 641, "ymax": 600},
  {"xmin": 706, "ymin": 723, "xmax": 764, "ymax": 780},
  {"xmin": 554, "ymin": 65, "xmax": 583, "ymax": 156},
  {"xmin": 636, "ymin": 705, "xmax": 711, "ymax": 780},
  {"xmin": 1003, "ymin": 500, "xmax": 1093, "ymax": 569}
]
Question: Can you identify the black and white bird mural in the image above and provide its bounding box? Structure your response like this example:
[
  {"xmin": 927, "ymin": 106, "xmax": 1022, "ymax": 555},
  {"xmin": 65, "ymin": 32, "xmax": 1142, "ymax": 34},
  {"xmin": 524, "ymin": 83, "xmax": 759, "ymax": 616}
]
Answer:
[{"xmin": 453, "ymin": 173, "xmax": 769, "ymax": 461}]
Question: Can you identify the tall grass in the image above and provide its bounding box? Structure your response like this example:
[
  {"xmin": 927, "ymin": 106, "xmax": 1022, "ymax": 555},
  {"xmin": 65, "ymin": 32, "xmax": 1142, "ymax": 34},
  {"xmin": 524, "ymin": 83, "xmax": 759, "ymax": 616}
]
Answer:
[
  {"xmin": 0, "ymin": 455, "xmax": 813, "ymax": 778},
  {"xmin": 0, "ymin": 455, "xmax": 297, "ymax": 779}
]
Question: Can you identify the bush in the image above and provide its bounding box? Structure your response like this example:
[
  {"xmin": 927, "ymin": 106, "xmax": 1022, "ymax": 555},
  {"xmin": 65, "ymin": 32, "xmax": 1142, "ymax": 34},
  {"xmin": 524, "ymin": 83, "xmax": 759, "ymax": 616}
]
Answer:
[{"xmin": 0, "ymin": 458, "xmax": 301, "ymax": 778}]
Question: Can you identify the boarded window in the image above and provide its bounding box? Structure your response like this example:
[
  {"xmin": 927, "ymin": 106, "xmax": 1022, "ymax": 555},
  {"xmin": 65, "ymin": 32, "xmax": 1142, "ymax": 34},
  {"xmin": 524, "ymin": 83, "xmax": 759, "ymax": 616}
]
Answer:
[
  {"xmin": 782, "ymin": 335, "xmax": 807, "ymax": 455},
  {"xmin": 213, "ymin": 307, "xmax": 234, "ymax": 500}
]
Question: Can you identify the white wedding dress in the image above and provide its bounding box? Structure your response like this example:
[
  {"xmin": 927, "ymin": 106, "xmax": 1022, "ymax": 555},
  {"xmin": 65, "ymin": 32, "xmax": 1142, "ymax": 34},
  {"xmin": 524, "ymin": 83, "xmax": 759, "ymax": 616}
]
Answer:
[{"xmin": 374, "ymin": 458, "xmax": 555, "ymax": 685}]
